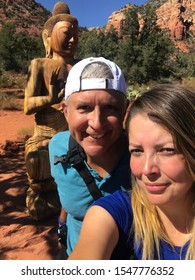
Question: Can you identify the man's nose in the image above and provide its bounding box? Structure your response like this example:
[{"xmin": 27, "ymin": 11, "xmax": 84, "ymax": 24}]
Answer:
[{"xmin": 88, "ymin": 109, "xmax": 103, "ymax": 129}]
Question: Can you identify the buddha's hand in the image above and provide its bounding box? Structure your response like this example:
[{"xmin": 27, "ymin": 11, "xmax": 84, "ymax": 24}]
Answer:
[{"xmin": 49, "ymin": 67, "xmax": 64, "ymax": 104}]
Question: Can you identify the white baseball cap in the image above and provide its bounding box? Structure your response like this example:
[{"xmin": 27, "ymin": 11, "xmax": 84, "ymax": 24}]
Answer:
[{"xmin": 65, "ymin": 57, "xmax": 126, "ymax": 100}]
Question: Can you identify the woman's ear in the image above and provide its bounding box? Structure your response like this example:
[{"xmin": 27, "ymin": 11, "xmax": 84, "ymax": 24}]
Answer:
[
  {"xmin": 126, "ymin": 100, "xmax": 131, "ymax": 115},
  {"xmin": 42, "ymin": 29, "xmax": 52, "ymax": 58},
  {"xmin": 123, "ymin": 100, "xmax": 131, "ymax": 128}
]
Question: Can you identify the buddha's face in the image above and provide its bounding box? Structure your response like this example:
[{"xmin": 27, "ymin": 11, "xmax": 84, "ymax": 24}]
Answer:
[{"xmin": 50, "ymin": 21, "xmax": 78, "ymax": 57}]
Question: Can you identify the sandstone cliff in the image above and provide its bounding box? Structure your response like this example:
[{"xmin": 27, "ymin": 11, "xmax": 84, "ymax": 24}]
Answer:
[
  {"xmin": 106, "ymin": 0, "xmax": 195, "ymax": 51},
  {"xmin": 0, "ymin": 0, "xmax": 194, "ymax": 50}
]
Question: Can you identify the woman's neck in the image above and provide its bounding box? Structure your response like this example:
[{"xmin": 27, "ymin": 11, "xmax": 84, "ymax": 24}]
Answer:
[{"xmin": 157, "ymin": 188, "xmax": 195, "ymax": 246}]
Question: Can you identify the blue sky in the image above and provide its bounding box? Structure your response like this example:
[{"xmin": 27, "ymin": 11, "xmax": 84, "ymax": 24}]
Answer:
[{"xmin": 36, "ymin": 1, "xmax": 147, "ymax": 28}]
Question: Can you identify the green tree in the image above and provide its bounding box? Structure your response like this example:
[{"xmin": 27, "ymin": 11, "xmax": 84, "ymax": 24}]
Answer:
[
  {"xmin": 77, "ymin": 3, "xmax": 175, "ymax": 84},
  {"xmin": 77, "ymin": 29, "xmax": 105, "ymax": 58},
  {"xmin": 120, "ymin": 6, "xmax": 139, "ymax": 40},
  {"xmin": 116, "ymin": 6, "xmax": 140, "ymax": 82},
  {"xmin": 0, "ymin": 23, "xmax": 44, "ymax": 73},
  {"xmin": 102, "ymin": 27, "xmax": 119, "ymax": 61},
  {"xmin": 0, "ymin": 23, "xmax": 18, "ymax": 71},
  {"xmin": 77, "ymin": 27, "xmax": 119, "ymax": 61},
  {"xmin": 116, "ymin": 4, "xmax": 174, "ymax": 83},
  {"xmin": 15, "ymin": 32, "xmax": 44, "ymax": 72},
  {"xmin": 170, "ymin": 47, "xmax": 195, "ymax": 79}
]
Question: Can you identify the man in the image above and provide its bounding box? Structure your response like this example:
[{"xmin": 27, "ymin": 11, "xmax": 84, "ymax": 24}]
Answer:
[{"xmin": 49, "ymin": 57, "xmax": 131, "ymax": 258}]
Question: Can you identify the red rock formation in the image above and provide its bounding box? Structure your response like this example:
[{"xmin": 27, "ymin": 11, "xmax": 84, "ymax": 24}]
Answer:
[
  {"xmin": 106, "ymin": 4, "xmax": 132, "ymax": 32},
  {"xmin": 106, "ymin": 0, "xmax": 195, "ymax": 52},
  {"xmin": 156, "ymin": 0, "xmax": 195, "ymax": 40},
  {"xmin": 0, "ymin": 0, "xmax": 50, "ymax": 37}
]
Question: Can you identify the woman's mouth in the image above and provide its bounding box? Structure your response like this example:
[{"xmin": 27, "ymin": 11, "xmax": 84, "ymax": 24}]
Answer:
[{"xmin": 145, "ymin": 183, "xmax": 169, "ymax": 193}]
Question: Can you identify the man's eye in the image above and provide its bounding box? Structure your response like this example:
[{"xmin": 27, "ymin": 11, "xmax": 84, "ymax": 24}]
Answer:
[
  {"xmin": 106, "ymin": 105, "xmax": 119, "ymax": 112},
  {"xmin": 105, "ymin": 105, "xmax": 117, "ymax": 110},
  {"xmin": 77, "ymin": 105, "xmax": 91, "ymax": 111}
]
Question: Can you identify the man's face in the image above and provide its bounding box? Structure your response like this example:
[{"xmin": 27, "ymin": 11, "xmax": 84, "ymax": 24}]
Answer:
[{"xmin": 63, "ymin": 89, "xmax": 126, "ymax": 159}]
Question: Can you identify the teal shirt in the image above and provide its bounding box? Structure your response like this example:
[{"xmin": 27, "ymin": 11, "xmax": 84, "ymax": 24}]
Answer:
[{"xmin": 49, "ymin": 131, "xmax": 131, "ymax": 255}]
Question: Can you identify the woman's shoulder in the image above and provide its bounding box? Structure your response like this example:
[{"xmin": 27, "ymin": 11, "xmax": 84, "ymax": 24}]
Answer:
[
  {"xmin": 93, "ymin": 190, "xmax": 133, "ymax": 246},
  {"xmin": 93, "ymin": 190, "xmax": 132, "ymax": 220},
  {"xmin": 94, "ymin": 189, "xmax": 131, "ymax": 203}
]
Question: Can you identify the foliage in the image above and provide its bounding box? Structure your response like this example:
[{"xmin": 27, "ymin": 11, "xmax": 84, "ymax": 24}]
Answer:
[
  {"xmin": 0, "ymin": 91, "xmax": 21, "ymax": 110},
  {"xmin": 15, "ymin": 32, "xmax": 44, "ymax": 72},
  {"xmin": 0, "ymin": 71, "xmax": 26, "ymax": 110},
  {"xmin": 116, "ymin": 4, "xmax": 175, "ymax": 84},
  {"xmin": 76, "ymin": 3, "xmax": 179, "ymax": 85},
  {"xmin": 169, "ymin": 47, "xmax": 195, "ymax": 79},
  {"xmin": 0, "ymin": 2, "xmax": 194, "ymax": 86},
  {"xmin": 120, "ymin": 6, "xmax": 139, "ymax": 39},
  {"xmin": 0, "ymin": 23, "xmax": 44, "ymax": 73},
  {"xmin": 76, "ymin": 27, "xmax": 119, "ymax": 61},
  {"xmin": 180, "ymin": 77, "xmax": 195, "ymax": 90},
  {"xmin": 0, "ymin": 71, "xmax": 26, "ymax": 88},
  {"xmin": 0, "ymin": 23, "xmax": 18, "ymax": 71},
  {"xmin": 127, "ymin": 87, "xmax": 142, "ymax": 102},
  {"xmin": 146, "ymin": 0, "xmax": 167, "ymax": 9}
]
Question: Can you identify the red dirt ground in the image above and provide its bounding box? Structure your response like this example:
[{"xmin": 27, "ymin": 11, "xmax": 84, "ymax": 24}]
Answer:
[{"xmin": 0, "ymin": 109, "xmax": 61, "ymax": 260}]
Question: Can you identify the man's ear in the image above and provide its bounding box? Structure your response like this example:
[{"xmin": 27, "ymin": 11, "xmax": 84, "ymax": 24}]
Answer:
[{"xmin": 61, "ymin": 100, "xmax": 69, "ymax": 121}]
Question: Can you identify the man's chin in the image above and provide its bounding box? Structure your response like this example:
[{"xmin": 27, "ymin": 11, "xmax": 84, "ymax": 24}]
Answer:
[{"xmin": 84, "ymin": 147, "xmax": 105, "ymax": 158}]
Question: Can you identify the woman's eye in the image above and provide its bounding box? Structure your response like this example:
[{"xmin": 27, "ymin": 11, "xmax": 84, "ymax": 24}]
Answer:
[
  {"xmin": 159, "ymin": 148, "xmax": 176, "ymax": 155},
  {"xmin": 130, "ymin": 149, "xmax": 143, "ymax": 156}
]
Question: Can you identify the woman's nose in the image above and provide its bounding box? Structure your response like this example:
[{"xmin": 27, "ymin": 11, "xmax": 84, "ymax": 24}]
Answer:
[{"xmin": 142, "ymin": 154, "xmax": 159, "ymax": 176}]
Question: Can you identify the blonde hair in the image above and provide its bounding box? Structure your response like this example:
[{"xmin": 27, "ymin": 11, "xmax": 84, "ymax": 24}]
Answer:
[
  {"xmin": 126, "ymin": 83, "xmax": 195, "ymax": 259},
  {"xmin": 132, "ymin": 183, "xmax": 195, "ymax": 259}
]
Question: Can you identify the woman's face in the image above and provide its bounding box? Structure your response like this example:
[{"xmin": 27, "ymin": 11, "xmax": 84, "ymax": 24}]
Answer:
[
  {"xmin": 50, "ymin": 21, "xmax": 78, "ymax": 57},
  {"xmin": 64, "ymin": 89, "xmax": 126, "ymax": 158},
  {"xmin": 129, "ymin": 113, "xmax": 193, "ymax": 207}
]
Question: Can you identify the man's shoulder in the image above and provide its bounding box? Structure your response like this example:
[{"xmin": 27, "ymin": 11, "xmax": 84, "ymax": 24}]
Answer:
[
  {"xmin": 49, "ymin": 131, "xmax": 70, "ymax": 154},
  {"xmin": 52, "ymin": 130, "xmax": 70, "ymax": 140}
]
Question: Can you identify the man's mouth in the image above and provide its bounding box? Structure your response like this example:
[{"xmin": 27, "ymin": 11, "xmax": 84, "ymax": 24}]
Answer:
[{"xmin": 90, "ymin": 134, "xmax": 105, "ymax": 139}]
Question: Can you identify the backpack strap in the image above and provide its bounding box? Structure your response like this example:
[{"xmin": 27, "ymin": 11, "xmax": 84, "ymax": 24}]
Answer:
[{"xmin": 54, "ymin": 135, "xmax": 103, "ymax": 200}]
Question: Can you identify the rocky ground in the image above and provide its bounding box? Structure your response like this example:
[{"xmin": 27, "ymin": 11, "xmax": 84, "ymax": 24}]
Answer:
[{"xmin": 0, "ymin": 109, "xmax": 61, "ymax": 260}]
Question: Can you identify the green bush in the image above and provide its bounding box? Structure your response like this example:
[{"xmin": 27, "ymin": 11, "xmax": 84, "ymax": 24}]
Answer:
[{"xmin": 0, "ymin": 91, "xmax": 21, "ymax": 110}]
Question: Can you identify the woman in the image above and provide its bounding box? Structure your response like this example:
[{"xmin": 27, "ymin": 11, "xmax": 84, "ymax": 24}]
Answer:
[{"xmin": 68, "ymin": 83, "xmax": 195, "ymax": 260}]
